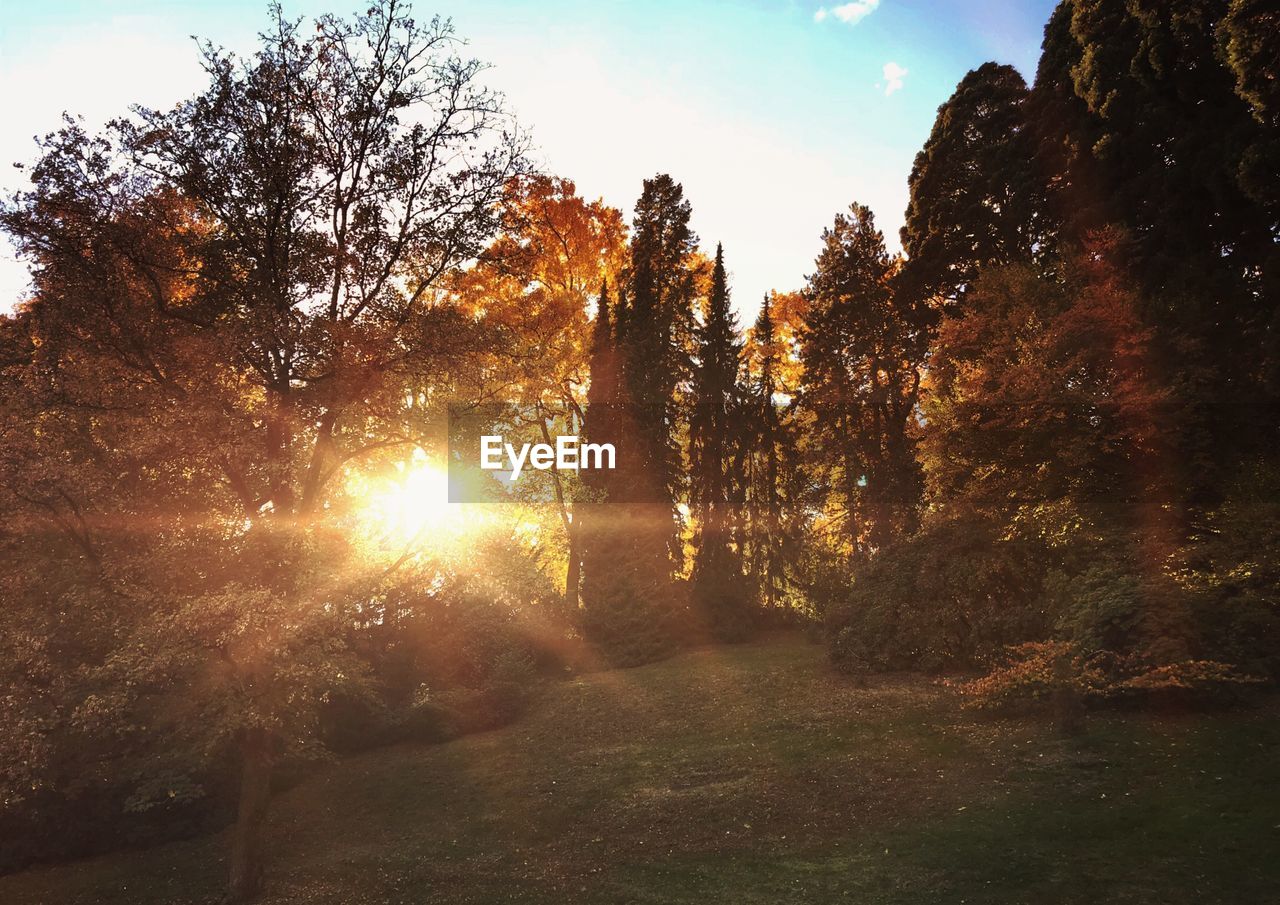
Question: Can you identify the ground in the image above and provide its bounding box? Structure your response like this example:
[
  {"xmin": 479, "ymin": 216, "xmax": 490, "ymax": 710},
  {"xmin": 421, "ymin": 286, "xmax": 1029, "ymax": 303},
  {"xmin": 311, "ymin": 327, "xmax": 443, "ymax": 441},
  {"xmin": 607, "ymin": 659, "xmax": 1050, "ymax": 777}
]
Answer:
[{"xmin": 3, "ymin": 636, "xmax": 1278, "ymax": 904}]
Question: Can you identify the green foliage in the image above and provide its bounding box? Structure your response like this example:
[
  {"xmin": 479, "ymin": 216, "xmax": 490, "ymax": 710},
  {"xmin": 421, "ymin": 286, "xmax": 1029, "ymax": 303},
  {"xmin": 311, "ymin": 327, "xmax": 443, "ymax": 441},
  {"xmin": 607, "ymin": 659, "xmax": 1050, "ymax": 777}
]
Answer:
[
  {"xmin": 1045, "ymin": 563, "xmax": 1144, "ymax": 655},
  {"xmin": 1182, "ymin": 461, "xmax": 1280, "ymax": 677},
  {"xmin": 1219, "ymin": 0, "xmax": 1280, "ymax": 223},
  {"xmin": 828, "ymin": 514, "xmax": 1050, "ymax": 674},
  {"xmin": 688, "ymin": 244, "xmax": 752, "ymax": 640},
  {"xmin": 901, "ymin": 62, "xmax": 1046, "ymax": 308},
  {"xmin": 799, "ymin": 203, "xmax": 925, "ymax": 552}
]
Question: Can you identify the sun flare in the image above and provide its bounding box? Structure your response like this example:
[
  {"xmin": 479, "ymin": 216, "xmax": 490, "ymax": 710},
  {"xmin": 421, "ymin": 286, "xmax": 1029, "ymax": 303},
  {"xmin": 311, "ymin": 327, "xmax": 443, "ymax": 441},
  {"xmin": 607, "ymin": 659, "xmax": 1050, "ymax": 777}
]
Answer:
[{"xmin": 349, "ymin": 452, "xmax": 478, "ymax": 551}]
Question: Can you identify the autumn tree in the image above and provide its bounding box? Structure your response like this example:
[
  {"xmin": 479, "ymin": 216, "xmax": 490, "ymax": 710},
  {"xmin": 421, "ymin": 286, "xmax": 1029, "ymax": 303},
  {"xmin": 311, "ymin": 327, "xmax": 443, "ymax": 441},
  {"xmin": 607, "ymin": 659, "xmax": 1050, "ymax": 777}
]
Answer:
[
  {"xmin": 447, "ymin": 176, "xmax": 626, "ymax": 609},
  {"xmin": 0, "ymin": 2, "xmax": 524, "ymax": 898},
  {"xmin": 914, "ymin": 235, "xmax": 1194, "ymax": 664}
]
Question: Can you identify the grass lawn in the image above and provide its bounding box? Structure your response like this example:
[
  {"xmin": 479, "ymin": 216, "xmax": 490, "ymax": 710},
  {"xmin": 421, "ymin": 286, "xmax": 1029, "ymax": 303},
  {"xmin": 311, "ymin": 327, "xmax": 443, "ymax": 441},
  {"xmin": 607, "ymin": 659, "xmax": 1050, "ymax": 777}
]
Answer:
[{"xmin": 3, "ymin": 636, "xmax": 1277, "ymax": 904}]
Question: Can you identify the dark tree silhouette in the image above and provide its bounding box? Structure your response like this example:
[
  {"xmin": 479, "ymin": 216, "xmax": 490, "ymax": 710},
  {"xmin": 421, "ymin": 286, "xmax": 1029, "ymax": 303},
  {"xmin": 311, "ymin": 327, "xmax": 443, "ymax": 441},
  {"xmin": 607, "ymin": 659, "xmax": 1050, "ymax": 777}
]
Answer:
[
  {"xmin": 689, "ymin": 244, "xmax": 750, "ymax": 639},
  {"xmin": 801, "ymin": 204, "xmax": 925, "ymax": 554}
]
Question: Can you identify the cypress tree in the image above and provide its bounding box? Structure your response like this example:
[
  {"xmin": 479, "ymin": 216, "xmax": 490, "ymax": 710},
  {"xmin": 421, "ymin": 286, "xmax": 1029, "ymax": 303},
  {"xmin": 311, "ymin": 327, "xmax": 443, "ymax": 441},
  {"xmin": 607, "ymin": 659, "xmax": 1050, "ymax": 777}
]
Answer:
[
  {"xmin": 617, "ymin": 174, "xmax": 699, "ymax": 519},
  {"xmin": 689, "ymin": 244, "xmax": 751, "ymax": 639},
  {"xmin": 743, "ymin": 292, "xmax": 797, "ymax": 614},
  {"xmin": 580, "ymin": 173, "xmax": 700, "ymax": 665}
]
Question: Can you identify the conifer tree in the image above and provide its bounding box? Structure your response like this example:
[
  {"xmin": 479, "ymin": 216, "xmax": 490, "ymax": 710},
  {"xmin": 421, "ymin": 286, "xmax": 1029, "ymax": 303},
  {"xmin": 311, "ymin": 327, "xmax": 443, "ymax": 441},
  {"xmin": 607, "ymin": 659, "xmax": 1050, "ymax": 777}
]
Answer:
[
  {"xmin": 579, "ymin": 174, "xmax": 700, "ymax": 664},
  {"xmin": 616, "ymin": 174, "xmax": 699, "ymax": 518},
  {"xmin": 584, "ymin": 279, "xmax": 620, "ymax": 483},
  {"xmin": 689, "ymin": 245, "xmax": 751, "ymax": 639},
  {"xmin": 900, "ymin": 62, "xmax": 1046, "ymax": 312},
  {"xmin": 580, "ymin": 278, "xmax": 676, "ymax": 664},
  {"xmin": 743, "ymin": 293, "xmax": 797, "ymax": 613},
  {"xmin": 1031, "ymin": 0, "xmax": 1278, "ymax": 468},
  {"xmin": 570, "ymin": 280, "xmax": 619, "ymax": 612},
  {"xmin": 800, "ymin": 204, "xmax": 925, "ymax": 554},
  {"xmin": 586, "ymin": 213, "xmax": 696, "ymax": 665}
]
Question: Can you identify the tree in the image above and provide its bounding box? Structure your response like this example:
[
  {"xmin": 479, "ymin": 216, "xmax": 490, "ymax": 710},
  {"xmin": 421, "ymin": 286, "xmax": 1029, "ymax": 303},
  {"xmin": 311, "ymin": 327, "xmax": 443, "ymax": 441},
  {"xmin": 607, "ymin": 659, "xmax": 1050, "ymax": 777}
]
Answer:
[
  {"xmin": 921, "ymin": 237, "xmax": 1173, "ymax": 546},
  {"xmin": 688, "ymin": 244, "xmax": 750, "ymax": 639},
  {"xmin": 900, "ymin": 62, "xmax": 1046, "ymax": 312},
  {"xmin": 800, "ymin": 204, "xmax": 925, "ymax": 555},
  {"xmin": 1218, "ymin": 0, "xmax": 1280, "ymax": 392},
  {"xmin": 616, "ymin": 174, "xmax": 700, "ymax": 516},
  {"xmin": 1031, "ymin": 0, "xmax": 1277, "ymax": 428},
  {"xmin": 579, "ymin": 175, "xmax": 700, "ymax": 665},
  {"xmin": 0, "ymin": 2, "xmax": 524, "ymax": 898},
  {"xmin": 448, "ymin": 176, "xmax": 627, "ymax": 610},
  {"xmin": 742, "ymin": 292, "xmax": 800, "ymax": 613},
  {"xmin": 911, "ymin": 234, "xmax": 1197, "ymax": 667}
]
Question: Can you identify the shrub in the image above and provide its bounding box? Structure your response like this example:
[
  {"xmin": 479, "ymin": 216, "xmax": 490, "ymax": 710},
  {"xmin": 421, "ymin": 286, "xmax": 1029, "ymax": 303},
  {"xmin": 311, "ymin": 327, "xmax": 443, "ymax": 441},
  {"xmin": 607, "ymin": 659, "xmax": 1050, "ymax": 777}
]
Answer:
[
  {"xmin": 956, "ymin": 641, "xmax": 1263, "ymax": 713},
  {"xmin": 952, "ymin": 641, "xmax": 1110, "ymax": 713},
  {"xmin": 827, "ymin": 514, "xmax": 1049, "ymax": 673},
  {"xmin": 1110, "ymin": 659, "xmax": 1265, "ymax": 707}
]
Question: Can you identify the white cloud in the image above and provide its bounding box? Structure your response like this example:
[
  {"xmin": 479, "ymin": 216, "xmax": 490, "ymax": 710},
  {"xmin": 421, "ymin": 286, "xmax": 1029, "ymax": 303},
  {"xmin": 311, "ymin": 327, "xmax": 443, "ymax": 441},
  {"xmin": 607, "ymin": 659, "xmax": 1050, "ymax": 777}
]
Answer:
[
  {"xmin": 882, "ymin": 61, "xmax": 908, "ymax": 95},
  {"xmin": 814, "ymin": 1, "xmax": 881, "ymax": 26}
]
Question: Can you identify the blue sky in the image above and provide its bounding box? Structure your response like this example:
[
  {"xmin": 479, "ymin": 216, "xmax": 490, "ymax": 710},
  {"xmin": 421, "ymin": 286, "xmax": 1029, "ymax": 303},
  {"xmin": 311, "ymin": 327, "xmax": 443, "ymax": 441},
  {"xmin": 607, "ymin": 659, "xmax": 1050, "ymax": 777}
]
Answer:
[{"xmin": 0, "ymin": 0, "xmax": 1059, "ymax": 318}]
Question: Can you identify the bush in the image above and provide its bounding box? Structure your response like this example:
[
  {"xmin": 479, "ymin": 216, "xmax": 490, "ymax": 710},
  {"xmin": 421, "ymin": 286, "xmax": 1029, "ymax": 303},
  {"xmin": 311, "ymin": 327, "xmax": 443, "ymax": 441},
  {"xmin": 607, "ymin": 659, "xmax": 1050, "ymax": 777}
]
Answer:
[
  {"xmin": 1183, "ymin": 463, "xmax": 1280, "ymax": 678},
  {"xmin": 827, "ymin": 514, "xmax": 1049, "ymax": 673},
  {"xmin": 956, "ymin": 641, "xmax": 1263, "ymax": 714},
  {"xmin": 952, "ymin": 642, "xmax": 1110, "ymax": 714}
]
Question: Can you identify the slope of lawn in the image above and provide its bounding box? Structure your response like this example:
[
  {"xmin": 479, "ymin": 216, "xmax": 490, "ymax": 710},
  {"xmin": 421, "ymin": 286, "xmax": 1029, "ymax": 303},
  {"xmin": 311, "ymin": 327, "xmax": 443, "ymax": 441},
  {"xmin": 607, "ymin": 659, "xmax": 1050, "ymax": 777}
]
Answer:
[{"xmin": 3, "ymin": 636, "xmax": 1277, "ymax": 904}]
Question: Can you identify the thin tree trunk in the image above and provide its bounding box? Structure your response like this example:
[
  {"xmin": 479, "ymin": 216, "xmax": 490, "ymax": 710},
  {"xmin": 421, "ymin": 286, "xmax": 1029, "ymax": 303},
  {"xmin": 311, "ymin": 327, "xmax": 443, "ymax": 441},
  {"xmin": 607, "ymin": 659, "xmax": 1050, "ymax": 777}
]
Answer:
[
  {"xmin": 538, "ymin": 414, "xmax": 580, "ymax": 609},
  {"xmin": 229, "ymin": 727, "xmax": 273, "ymax": 902},
  {"xmin": 564, "ymin": 525, "xmax": 581, "ymax": 610}
]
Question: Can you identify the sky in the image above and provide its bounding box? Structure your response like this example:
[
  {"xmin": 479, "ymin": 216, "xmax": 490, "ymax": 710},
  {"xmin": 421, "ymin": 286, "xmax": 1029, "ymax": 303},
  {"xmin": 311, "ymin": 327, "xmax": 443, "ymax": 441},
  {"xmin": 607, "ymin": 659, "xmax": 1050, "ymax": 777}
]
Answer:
[{"xmin": 0, "ymin": 0, "xmax": 1060, "ymax": 321}]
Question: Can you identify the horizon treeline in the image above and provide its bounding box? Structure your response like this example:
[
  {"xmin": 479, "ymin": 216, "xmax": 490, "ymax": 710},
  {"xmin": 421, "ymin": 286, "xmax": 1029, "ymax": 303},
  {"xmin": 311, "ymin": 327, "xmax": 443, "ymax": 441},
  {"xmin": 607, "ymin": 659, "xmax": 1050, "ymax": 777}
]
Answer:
[{"xmin": 0, "ymin": 0, "xmax": 1277, "ymax": 900}]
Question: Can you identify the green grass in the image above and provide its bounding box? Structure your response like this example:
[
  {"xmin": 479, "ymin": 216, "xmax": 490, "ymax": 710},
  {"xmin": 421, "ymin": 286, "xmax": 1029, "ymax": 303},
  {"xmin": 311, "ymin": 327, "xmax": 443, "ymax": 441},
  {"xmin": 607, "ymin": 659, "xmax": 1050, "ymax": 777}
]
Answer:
[{"xmin": 3, "ymin": 637, "xmax": 1277, "ymax": 904}]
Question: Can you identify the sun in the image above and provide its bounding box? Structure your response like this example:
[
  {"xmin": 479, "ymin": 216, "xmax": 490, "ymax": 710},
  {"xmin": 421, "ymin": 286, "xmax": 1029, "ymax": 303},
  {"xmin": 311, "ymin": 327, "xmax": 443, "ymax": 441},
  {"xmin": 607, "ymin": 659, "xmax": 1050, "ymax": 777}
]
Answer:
[{"xmin": 349, "ymin": 451, "xmax": 476, "ymax": 552}]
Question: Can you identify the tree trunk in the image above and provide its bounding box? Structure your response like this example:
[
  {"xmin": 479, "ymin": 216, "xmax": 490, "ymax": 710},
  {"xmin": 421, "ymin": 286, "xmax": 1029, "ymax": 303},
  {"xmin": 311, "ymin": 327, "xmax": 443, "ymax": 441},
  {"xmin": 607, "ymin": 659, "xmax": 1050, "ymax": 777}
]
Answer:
[
  {"xmin": 229, "ymin": 727, "xmax": 273, "ymax": 902},
  {"xmin": 564, "ymin": 525, "xmax": 581, "ymax": 610},
  {"xmin": 538, "ymin": 414, "xmax": 580, "ymax": 610}
]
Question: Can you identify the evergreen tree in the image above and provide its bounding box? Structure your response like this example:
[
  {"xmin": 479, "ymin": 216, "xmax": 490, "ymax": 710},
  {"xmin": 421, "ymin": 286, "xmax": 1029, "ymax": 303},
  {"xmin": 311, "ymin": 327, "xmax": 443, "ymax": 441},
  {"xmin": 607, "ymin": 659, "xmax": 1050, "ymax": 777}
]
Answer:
[
  {"xmin": 800, "ymin": 204, "xmax": 925, "ymax": 554},
  {"xmin": 584, "ymin": 279, "xmax": 620, "ymax": 484},
  {"xmin": 688, "ymin": 245, "xmax": 751, "ymax": 639},
  {"xmin": 743, "ymin": 293, "xmax": 798, "ymax": 613},
  {"xmin": 1219, "ymin": 0, "xmax": 1280, "ymax": 393},
  {"xmin": 571, "ymin": 279, "xmax": 619, "ymax": 614},
  {"xmin": 900, "ymin": 62, "xmax": 1046, "ymax": 312},
  {"xmin": 580, "ymin": 277, "xmax": 677, "ymax": 666},
  {"xmin": 1031, "ymin": 0, "xmax": 1278, "ymax": 472},
  {"xmin": 617, "ymin": 174, "xmax": 699, "ymax": 518},
  {"xmin": 579, "ymin": 173, "xmax": 700, "ymax": 665}
]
